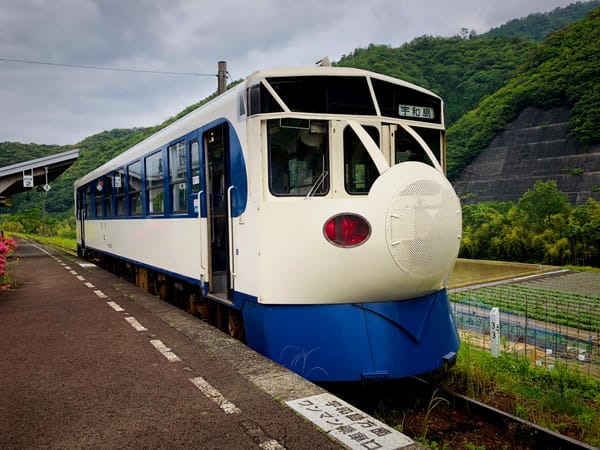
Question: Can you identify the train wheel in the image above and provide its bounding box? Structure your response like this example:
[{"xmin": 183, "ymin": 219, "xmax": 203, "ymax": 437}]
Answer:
[{"xmin": 228, "ymin": 309, "xmax": 245, "ymax": 341}]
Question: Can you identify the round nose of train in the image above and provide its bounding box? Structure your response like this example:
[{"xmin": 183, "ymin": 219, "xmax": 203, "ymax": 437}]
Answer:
[{"xmin": 372, "ymin": 162, "xmax": 462, "ymax": 281}]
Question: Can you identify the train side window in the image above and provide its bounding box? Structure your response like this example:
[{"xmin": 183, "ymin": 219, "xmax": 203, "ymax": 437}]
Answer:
[
  {"xmin": 343, "ymin": 125, "xmax": 380, "ymax": 194},
  {"xmin": 95, "ymin": 178, "xmax": 104, "ymax": 218},
  {"xmin": 168, "ymin": 141, "xmax": 187, "ymax": 214},
  {"xmin": 85, "ymin": 184, "xmax": 92, "ymax": 217},
  {"xmin": 394, "ymin": 127, "xmax": 440, "ymax": 167},
  {"xmin": 267, "ymin": 119, "xmax": 329, "ymax": 196},
  {"xmin": 102, "ymin": 175, "xmax": 113, "ymax": 217},
  {"xmin": 114, "ymin": 168, "xmax": 126, "ymax": 216},
  {"xmin": 127, "ymin": 161, "xmax": 142, "ymax": 216},
  {"xmin": 190, "ymin": 141, "xmax": 200, "ymax": 192},
  {"xmin": 145, "ymin": 151, "xmax": 164, "ymax": 215}
]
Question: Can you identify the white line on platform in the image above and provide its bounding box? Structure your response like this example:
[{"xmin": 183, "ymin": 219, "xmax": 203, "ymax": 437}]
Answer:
[
  {"xmin": 76, "ymin": 276, "xmax": 86, "ymax": 281},
  {"xmin": 150, "ymin": 339, "xmax": 181, "ymax": 362},
  {"xmin": 94, "ymin": 290, "xmax": 108, "ymax": 299},
  {"xmin": 69, "ymin": 270, "xmax": 78, "ymax": 275},
  {"xmin": 84, "ymin": 282, "xmax": 95, "ymax": 288},
  {"xmin": 64, "ymin": 266, "xmax": 72, "ymax": 270},
  {"xmin": 79, "ymin": 263, "xmax": 96, "ymax": 268},
  {"xmin": 189, "ymin": 376, "xmax": 241, "ymax": 414},
  {"xmin": 125, "ymin": 316, "xmax": 147, "ymax": 331},
  {"xmin": 106, "ymin": 301, "xmax": 124, "ymax": 312}
]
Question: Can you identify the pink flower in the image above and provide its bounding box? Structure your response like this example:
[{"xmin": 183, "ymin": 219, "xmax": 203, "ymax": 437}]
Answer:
[{"xmin": 3, "ymin": 238, "xmax": 17, "ymax": 252}]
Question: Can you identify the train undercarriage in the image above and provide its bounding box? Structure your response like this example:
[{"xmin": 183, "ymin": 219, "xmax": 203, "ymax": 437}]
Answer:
[{"xmin": 83, "ymin": 249, "xmax": 245, "ymax": 341}]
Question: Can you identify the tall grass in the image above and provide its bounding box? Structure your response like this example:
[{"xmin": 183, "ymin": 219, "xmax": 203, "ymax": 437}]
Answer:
[{"xmin": 444, "ymin": 339, "xmax": 600, "ymax": 446}]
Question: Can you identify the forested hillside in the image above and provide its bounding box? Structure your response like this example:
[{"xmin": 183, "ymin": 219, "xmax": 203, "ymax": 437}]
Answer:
[
  {"xmin": 483, "ymin": 0, "xmax": 599, "ymax": 40},
  {"xmin": 336, "ymin": 36, "xmax": 536, "ymax": 126},
  {"xmin": 0, "ymin": 142, "xmax": 68, "ymax": 167},
  {"xmin": 0, "ymin": 92, "xmax": 219, "ymax": 216},
  {"xmin": 446, "ymin": 5, "xmax": 600, "ymax": 179}
]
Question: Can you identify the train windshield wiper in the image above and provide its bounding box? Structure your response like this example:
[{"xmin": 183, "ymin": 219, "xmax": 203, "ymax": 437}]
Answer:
[{"xmin": 305, "ymin": 171, "xmax": 328, "ymax": 199}]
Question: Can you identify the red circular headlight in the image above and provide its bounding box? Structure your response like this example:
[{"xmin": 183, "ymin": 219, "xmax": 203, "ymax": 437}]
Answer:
[{"xmin": 323, "ymin": 214, "xmax": 371, "ymax": 247}]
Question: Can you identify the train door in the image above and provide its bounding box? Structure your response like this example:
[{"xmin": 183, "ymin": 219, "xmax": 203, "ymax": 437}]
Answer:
[
  {"xmin": 76, "ymin": 187, "xmax": 86, "ymax": 257},
  {"xmin": 203, "ymin": 123, "xmax": 232, "ymax": 301}
]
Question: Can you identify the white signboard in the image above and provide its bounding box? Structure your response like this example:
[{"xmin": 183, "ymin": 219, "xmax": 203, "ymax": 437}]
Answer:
[
  {"xmin": 23, "ymin": 174, "xmax": 34, "ymax": 188},
  {"xmin": 398, "ymin": 104, "xmax": 435, "ymax": 120},
  {"xmin": 490, "ymin": 307, "xmax": 501, "ymax": 358},
  {"xmin": 287, "ymin": 393, "xmax": 414, "ymax": 449}
]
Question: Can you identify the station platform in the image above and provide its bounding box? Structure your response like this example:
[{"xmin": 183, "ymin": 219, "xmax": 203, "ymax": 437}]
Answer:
[{"xmin": 0, "ymin": 237, "xmax": 421, "ymax": 450}]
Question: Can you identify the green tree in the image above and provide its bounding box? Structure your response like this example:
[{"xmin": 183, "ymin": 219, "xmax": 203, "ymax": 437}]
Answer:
[{"xmin": 516, "ymin": 180, "xmax": 570, "ymax": 231}]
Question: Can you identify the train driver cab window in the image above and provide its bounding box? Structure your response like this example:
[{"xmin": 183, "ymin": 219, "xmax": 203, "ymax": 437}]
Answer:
[
  {"xmin": 114, "ymin": 169, "xmax": 126, "ymax": 216},
  {"xmin": 145, "ymin": 151, "xmax": 164, "ymax": 215},
  {"xmin": 268, "ymin": 119, "xmax": 329, "ymax": 196},
  {"xmin": 127, "ymin": 161, "xmax": 142, "ymax": 216},
  {"xmin": 394, "ymin": 127, "xmax": 441, "ymax": 167},
  {"xmin": 168, "ymin": 141, "xmax": 187, "ymax": 214},
  {"xmin": 344, "ymin": 125, "xmax": 380, "ymax": 194}
]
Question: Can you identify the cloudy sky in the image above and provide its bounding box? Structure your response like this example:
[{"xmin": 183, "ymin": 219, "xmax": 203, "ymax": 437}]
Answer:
[{"xmin": 0, "ymin": 0, "xmax": 584, "ymax": 145}]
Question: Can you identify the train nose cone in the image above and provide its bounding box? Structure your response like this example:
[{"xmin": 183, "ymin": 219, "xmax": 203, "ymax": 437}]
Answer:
[{"xmin": 383, "ymin": 162, "xmax": 462, "ymax": 279}]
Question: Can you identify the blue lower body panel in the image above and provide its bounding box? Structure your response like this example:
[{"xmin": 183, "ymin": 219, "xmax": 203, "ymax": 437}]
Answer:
[{"xmin": 241, "ymin": 289, "xmax": 460, "ymax": 382}]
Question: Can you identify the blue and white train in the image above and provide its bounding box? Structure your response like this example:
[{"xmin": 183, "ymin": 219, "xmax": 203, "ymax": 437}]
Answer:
[{"xmin": 75, "ymin": 65, "xmax": 462, "ymax": 382}]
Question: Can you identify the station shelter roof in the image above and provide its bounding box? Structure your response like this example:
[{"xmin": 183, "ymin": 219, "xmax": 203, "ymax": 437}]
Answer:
[{"xmin": 0, "ymin": 149, "xmax": 79, "ymax": 203}]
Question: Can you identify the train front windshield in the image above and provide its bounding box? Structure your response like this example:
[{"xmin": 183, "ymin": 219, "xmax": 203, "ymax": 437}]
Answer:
[
  {"xmin": 267, "ymin": 118, "xmax": 443, "ymax": 197},
  {"xmin": 268, "ymin": 119, "xmax": 329, "ymax": 196},
  {"xmin": 254, "ymin": 74, "xmax": 445, "ymax": 196}
]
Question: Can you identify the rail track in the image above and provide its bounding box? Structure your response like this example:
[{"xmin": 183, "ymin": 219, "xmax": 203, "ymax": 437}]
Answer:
[{"xmin": 322, "ymin": 377, "xmax": 596, "ymax": 450}]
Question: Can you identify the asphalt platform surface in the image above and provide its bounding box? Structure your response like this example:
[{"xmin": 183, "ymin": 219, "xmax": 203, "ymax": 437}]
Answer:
[{"xmin": 0, "ymin": 238, "xmax": 420, "ymax": 450}]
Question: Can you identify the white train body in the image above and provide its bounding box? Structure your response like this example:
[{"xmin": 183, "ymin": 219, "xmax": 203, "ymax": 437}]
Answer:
[{"xmin": 75, "ymin": 66, "xmax": 462, "ymax": 381}]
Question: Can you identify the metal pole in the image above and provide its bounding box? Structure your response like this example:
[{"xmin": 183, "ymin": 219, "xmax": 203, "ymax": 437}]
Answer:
[{"xmin": 217, "ymin": 61, "xmax": 227, "ymax": 95}]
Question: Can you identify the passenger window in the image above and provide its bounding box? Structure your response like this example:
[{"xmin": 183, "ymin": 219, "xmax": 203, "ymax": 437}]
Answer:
[
  {"xmin": 85, "ymin": 185, "xmax": 92, "ymax": 217},
  {"xmin": 343, "ymin": 125, "xmax": 380, "ymax": 194},
  {"xmin": 168, "ymin": 141, "xmax": 187, "ymax": 214},
  {"xmin": 114, "ymin": 169, "xmax": 126, "ymax": 216},
  {"xmin": 394, "ymin": 127, "xmax": 441, "ymax": 167},
  {"xmin": 95, "ymin": 179, "xmax": 103, "ymax": 218},
  {"xmin": 268, "ymin": 119, "xmax": 329, "ymax": 196},
  {"xmin": 190, "ymin": 140, "xmax": 200, "ymax": 193},
  {"xmin": 127, "ymin": 161, "xmax": 142, "ymax": 216},
  {"xmin": 145, "ymin": 151, "xmax": 164, "ymax": 215},
  {"xmin": 102, "ymin": 175, "xmax": 113, "ymax": 217}
]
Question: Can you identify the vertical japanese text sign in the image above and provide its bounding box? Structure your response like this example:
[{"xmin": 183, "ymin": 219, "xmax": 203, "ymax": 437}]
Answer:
[{"xmin": 490, "ymin": 307, "xmax": 500, "ymax": 357}]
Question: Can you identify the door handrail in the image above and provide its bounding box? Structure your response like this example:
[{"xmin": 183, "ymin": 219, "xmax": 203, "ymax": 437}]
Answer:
[
  {"xmin": 227, "ymin": 185, "xmax": 236, "ymax": 284},
  {"xmin": 198, "ymin": 191, "xmax": 207, "ymax": 270}
]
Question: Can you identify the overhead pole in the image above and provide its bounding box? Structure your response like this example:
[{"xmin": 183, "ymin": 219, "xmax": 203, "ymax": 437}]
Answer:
[{"xmin": 217, "ymin": 61, "xmax": 227, "ymax": 95}]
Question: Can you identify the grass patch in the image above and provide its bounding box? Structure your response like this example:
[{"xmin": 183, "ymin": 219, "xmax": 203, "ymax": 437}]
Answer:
[
  {"xmin": 14, "ymin": 232, "xmax": 77, "ymax": 255},
  {"xmin": 443, "ymin": 340, "xmax": 600, "ymax": 446}
]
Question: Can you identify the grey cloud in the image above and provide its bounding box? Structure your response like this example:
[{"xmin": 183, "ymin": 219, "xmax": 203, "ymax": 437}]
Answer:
[{"xmin": 0, "ymin": 0, "xmax": 582, "ymax": 144}]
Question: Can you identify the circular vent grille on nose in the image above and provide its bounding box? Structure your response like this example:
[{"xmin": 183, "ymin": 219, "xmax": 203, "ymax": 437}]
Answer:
[{"xmin": 385, "ymin": 178, "xmax": 460, "ymax": 278}]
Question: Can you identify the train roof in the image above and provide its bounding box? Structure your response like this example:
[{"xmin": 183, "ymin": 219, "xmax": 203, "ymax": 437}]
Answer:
[
  {"xmin": 244, "ymin": 65, "xmax": 440, "ymax": 99},
  {"xmin": 75, "ymin": 65, "xmax": 440, "ymax": 187}
]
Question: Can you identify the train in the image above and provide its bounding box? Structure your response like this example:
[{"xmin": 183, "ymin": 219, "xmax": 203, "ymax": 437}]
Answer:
[{"xmin": 74, "ymin": 65, "xmax": 462, "ymax": 382}]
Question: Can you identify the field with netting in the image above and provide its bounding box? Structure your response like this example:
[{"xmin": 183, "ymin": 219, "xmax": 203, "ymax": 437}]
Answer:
[{"xmin": 449, "ymin": 270, "xmax": 600, "ymax": 376}]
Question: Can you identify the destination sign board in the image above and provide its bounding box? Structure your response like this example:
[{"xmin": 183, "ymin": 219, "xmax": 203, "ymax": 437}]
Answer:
[{"xmin": 398, "ymin": 104, "xmax": 435, "ymax": 120}]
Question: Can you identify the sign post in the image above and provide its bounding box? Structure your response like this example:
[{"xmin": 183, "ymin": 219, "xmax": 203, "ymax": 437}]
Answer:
[
  {"xmin": 490, "ymin": 307, "xmax": 501, "ymax": 357},
  {"xmin": 23, "ymin": 171, "xmax": 34, "ymax": 188}
]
